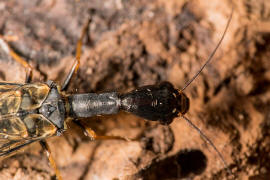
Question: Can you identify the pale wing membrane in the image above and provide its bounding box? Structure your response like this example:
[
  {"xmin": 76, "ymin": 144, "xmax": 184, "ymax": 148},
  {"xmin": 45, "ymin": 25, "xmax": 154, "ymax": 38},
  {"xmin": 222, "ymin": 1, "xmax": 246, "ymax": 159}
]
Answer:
[
  {"xmin": 0, "ymin": 82, "xmax": 57, "ymax": 157},
  {"xmin": 0, "ymin": 139, "xmax": 54, "ymax": 158},
  {"xmin": 0, "ymin": 114, "xmax": 57, "ymax": 157},
  {"xmin": 0, "ymin": 138, "xmax": 38, "ymax": 157},
  {"xmin": 0, "ymin": 84, "xmax": 27, "ymax": 139},
  {"xmin": 0, "ymin": 115, "xmax": 38, "ymax": 157}
]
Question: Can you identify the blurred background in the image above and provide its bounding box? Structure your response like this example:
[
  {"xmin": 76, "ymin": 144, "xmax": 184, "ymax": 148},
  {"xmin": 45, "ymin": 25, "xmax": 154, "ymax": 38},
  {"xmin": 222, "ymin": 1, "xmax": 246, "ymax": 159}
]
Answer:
[{"xmin": 0, "ymin": 0, "xmax": 270, "ymax": 179}]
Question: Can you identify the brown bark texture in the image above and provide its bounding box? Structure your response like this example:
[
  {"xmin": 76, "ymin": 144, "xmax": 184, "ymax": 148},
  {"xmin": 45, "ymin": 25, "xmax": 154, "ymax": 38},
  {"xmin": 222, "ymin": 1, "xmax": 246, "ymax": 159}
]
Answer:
[{"xmin": 0, "ymin": 0, "xmax": 270, "ymax": 179}]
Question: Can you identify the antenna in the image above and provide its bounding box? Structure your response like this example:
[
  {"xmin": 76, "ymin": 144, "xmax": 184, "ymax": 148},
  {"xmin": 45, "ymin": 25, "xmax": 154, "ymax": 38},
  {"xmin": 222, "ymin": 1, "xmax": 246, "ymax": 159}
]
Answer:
[
  {"xmin": 182, "ymin": 115, "xmax": 232, "ymax": 175},
  {"xmin": 180, "ymin": 6, "xmax": 234, "ymax": 175},
  {"xmin": 181, "ymin": 7, "xmax": 233, "ymax": 92}
]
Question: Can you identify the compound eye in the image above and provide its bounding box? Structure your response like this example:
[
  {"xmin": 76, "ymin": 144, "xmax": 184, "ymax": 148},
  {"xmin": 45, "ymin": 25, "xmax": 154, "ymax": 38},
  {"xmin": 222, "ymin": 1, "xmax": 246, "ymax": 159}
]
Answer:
[{"xmin": 180, "ymin": 93, "xmax": 189, "ymax": 115}]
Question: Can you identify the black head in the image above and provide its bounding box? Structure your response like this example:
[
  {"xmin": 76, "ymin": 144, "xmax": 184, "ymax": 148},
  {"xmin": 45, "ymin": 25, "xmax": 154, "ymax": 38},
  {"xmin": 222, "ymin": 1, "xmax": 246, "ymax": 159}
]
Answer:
[{"xmin": 120, "ymin": 81, "xmax": 189, "ymax": 125}]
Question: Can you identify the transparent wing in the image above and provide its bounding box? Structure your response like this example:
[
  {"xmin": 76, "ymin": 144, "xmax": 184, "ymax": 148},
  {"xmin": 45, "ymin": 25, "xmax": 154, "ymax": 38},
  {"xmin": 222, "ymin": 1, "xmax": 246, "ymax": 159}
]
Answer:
[
  {"xmin": 0, "ymin": 82, "xmax": 56, "ymax": 157},
  {"xmin": 0, "ymin": 115, "xmax": 57, "ymax": 157},
  {"xmin": 0, "ymin": 136, "xmax": 39, "ymax": 157}
]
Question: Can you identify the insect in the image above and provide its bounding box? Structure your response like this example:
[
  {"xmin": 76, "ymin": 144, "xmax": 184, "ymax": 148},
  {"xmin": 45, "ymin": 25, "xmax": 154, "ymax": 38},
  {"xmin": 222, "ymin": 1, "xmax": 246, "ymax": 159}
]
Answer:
[{"xmin": 0, "ymin": 6, "xmax": 233, "ymax": 180}]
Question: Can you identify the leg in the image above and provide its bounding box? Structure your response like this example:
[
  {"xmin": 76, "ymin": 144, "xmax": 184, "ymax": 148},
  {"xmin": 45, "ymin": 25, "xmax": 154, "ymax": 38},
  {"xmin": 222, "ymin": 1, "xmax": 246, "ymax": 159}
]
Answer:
[
  {"xmin": 61, "ymin": 18, "xmax": 92, "ymax": 91},
  {"xmin": 40, "ymin": 140, "xmax": 63, "ymax": 180},
  {"xmin": 74, "ymin": 120, "xmax": 130, "ymax": 141},
  {"xmin": 0, "ymin": 35, "xmax": 33, "ymax": 83}
]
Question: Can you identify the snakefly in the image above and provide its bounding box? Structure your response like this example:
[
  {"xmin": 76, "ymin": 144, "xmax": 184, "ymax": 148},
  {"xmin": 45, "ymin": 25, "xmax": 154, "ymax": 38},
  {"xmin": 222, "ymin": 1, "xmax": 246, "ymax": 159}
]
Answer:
[{"xmin": 0, "ymin": 7, "xmax": 233, "ymax": 180}]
